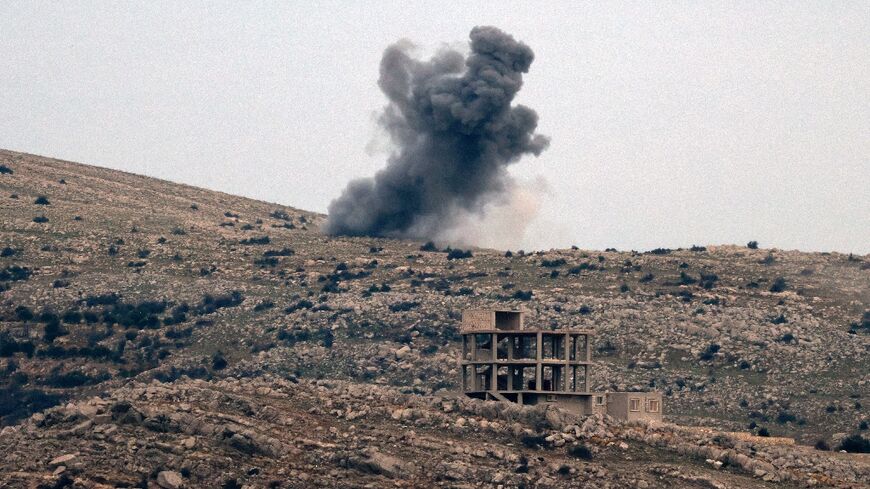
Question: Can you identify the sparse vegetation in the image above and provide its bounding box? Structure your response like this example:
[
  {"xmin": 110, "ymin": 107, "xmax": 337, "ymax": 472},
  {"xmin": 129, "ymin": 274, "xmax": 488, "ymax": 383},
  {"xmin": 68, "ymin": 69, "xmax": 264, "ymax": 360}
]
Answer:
[{"xmin": 769, "ymin": 277, "xmax": 788, "ymax": 293}]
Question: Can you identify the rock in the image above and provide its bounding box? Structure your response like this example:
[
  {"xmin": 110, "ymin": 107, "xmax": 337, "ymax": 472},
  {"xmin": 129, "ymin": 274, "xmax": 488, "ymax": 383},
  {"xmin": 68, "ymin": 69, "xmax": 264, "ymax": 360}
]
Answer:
[
  {"xmin": 157, "ymin": 470, "xmax": 184, "ymax": 489},
  {"xmin": 395, "ymin": 345, "xmax": 411, "ymax": 360},
  {"xmin": 49, "ymin": 454, "xmax": 76, "ymax": 467},
  {"xmin": 348, "ymin": 448, "xmax": 411, "ymax": 478}
]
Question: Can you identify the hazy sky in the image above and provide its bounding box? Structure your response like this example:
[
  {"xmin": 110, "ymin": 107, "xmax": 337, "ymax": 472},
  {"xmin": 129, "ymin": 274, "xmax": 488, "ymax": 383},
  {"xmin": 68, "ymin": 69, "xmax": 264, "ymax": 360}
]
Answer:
[{"xmin": 2, "ymin": 2, "xmax": 868, "ymax": 253}]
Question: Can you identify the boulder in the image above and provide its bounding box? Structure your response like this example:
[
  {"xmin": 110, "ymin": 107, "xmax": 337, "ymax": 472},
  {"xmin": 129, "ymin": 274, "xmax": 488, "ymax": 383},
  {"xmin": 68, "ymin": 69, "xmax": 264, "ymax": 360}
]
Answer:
[{"xmin": 156, "ymin": 470, "xmax": 183, "ymax": 489}]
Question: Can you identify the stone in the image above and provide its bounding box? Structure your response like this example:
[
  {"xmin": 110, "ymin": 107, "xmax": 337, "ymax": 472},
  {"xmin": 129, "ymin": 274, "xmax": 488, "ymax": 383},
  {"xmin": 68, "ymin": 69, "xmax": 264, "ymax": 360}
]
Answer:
[
  {"xmin": 49, "ymin": 454, "xmax": 76, "ymax": 467},
  {"xmin": 157, "ymin": 470, "xmax": 184, "ymax": 488},
  {"xmin": 348, "ymin": 448, "xmax": 410, "ymax": 478},
  {"xmin": 395, "ymin": 345, "xmax": 411, "ymax": 360}
]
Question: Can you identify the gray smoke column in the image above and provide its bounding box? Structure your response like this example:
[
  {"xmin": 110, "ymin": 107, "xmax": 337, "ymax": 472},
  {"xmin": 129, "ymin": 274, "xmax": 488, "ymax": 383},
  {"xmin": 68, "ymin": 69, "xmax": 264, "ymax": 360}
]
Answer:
[{"xmin": 324, "ymin": 26, "xmax": 549, "ymax": 238}]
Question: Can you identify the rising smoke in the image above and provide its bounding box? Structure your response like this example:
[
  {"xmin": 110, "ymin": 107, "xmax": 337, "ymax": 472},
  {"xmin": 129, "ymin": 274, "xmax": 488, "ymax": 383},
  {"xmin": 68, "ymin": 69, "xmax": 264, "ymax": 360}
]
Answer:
[{"xmin": 324, "ymin": 26, "xmax": 549, "ymax": 240}]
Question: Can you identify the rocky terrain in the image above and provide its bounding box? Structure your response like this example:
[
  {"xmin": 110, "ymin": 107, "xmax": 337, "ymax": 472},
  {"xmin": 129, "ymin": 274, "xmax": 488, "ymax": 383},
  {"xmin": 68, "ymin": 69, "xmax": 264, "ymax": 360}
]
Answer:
[{"xmin": 0, "ymin": 149, "xmax": 868, "ymax": 488}]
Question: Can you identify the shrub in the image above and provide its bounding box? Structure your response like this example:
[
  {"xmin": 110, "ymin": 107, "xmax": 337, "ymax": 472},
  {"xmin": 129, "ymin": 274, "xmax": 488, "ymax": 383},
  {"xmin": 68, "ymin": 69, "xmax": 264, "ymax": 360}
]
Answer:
[
  {"xmin": 15, "ymin": 305, "xmax": 34, "ymax": 322},
  {"xmin": 521, "ymin": 434, "xmax": 548, "ymax": 449},
  {"xmin": 85, "ymin": 293, "xmax": 120, "ymax": 306},
  {"xmin": 162, "ymin": 303, "xmax": 189, "ymax": 325},
  {"xmin": 0, "ymin": 333, "xmax": 34, "ymax": 357},
  {"xmin": 639, "ymin": 273, "xmax": 654, "ymax": 283},
  {"xmin": 0, "ymin": 265, "xmax": 32, "ymax": 282},
  {"xmin": 678, "ymin": 272, "xmax": 697, "ymax": 285},
  {"xmin": 0, "ymin": 387, "xmax": 65, "ymax": 426},
  {"xmin": 769, "ymin": 277, "xmax": 787, "ymax": 293},
  {"xmin": 194, "ymin": 291, "xmax": 244, "ymax": 315},
  {"xmin": 447, "ymin": 248, "xmax": 473, "ymax": 260},
  {"xmin": 647, "ymin": 248, "xmax": 671, "ymax": 255},
  {"xmin": 32, "ymin": 215, "xmax": 48, "ymax": 223},
  {"xmin": 43, "ymin": 320, "xmax": 68, "ymax": 343},
  {"xmin": 240, "ymin": 236, "xmax": 270, "ymax": 245},
  {"xmin": 511, "ymin": 290, "xmax": 533, "ymax": 301},
  {"xmin": 270, "ymin": 210, "xmax": 291, "ymax": 221},
  {"xmin": 41, "ymin": 368, "xmax": 110, "ymax": 388},
  {"xmin": 619, "ymin": 284, "xmax": 630, "ymax": 293},
  {"xmin": 61, "ymin": 310, "xmax": 82, "ymax": 324},
  {"xmin": 779, "ymin": 332, "xmax": 795, "ymax": 343},
  {"xmin": 285, "ymin": 299, "xmax": 314, "ymax": 314},
  {"xmin": 34, "ymin": 196, "xmax": 50, "ymax": 205},
  {"xmin": 690, "ymin": 245, "xmax": 706, "ymax": 252},
  {"xmin": 420, "ymin": 241, "xmax": 438, "ymax": 252},
  {"xmin": 322, "ymin": 329, "xmax": 334, "ymax": 348},
  {"xmin": 263, "ymin": 247, "xmax": 295, "ymax": 257},
  {"xmin": 837, "ymin": 434, "xmax": 870, "ymax": 453},
  {"xmin": 541, "ymin": 258, "xmax": 566, "ymax": 267},
  {"xmin": 254, "ymin": 300, "xmax": 275, "ymax": 312},
  {"xmin": 776, "ymin": 411, "xmax": 797, "ymax": 424},
  {"xmin": 757, "ymin": 427, "xmax": 770, "ymax": 437},
  {"xmin": 699, "ymin": 343, "xmax": 720, "ymax": 361},
  {"xmin": 747, "ymin": 241, "xmax": 759, "ymax": 249},
  {"xmin": 212, "ymin": 352, "xmax": 228, "ymax": 370},
  {"xmin": 389, "ymin": 301, "xmax": 420, "ymax": 312},
  {"xmin": 567, "ymin": 443, "xmax": 593, "ymax": 460},
  {"xmin": 771, "ymin": 314, "xmax": 788, "ymax": 325},
  {"xmin": 101, "ymin": 300, "xmax": 167, "ymax": 328},
  {"xmin": 699, "ymin": 273, "xmax": 718, "ymax": 289},
  {"xmin": 814, "ymin": 439, "xmax": 830, "ymax": 451},
  {"xmin": 0, "ymin": 247, "xmax": 16, "ymax": 257},
  {"xmin": 254, "ymin": 256, "xmax": 279, "ymax": 267},
  {"xmin": 0, "ymin": 165, "xmax": 13, "ymax": 175}
]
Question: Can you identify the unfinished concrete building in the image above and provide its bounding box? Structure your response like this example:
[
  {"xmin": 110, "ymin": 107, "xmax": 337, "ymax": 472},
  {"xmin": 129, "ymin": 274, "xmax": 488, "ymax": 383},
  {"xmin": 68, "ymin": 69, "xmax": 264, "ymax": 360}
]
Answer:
[{"xmin": 459, "ymin": 308, "xmax": 662, "ymax": 421}]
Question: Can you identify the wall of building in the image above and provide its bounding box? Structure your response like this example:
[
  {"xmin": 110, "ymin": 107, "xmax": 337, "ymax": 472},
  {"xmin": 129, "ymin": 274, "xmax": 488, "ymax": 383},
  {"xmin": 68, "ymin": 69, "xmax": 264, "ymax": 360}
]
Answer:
[
  {"xmin": 606, "ymin": 392, "xmax": 663, "ymax": 422},
  {"xmin": 461, "ymin": 310, "xmax": 493, "ymax": 331},
  {"xmin": 523, "ymin": 393, "xmax": 596, "ymax": 416}
]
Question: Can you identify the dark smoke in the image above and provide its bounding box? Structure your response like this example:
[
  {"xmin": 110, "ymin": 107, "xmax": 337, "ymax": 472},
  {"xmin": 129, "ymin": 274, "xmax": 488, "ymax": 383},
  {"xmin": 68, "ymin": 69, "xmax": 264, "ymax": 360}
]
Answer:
[{"xmin": 324, "ymin": 26, "xmax": 549, "ymax": 238}]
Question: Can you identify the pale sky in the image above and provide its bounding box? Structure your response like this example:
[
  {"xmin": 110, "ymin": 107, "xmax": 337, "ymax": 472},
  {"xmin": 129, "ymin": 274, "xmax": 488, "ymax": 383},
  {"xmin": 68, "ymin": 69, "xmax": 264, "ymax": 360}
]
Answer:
[{"xmin": 2, "ymin": 2, "xmax": 868, "ymax": 253}]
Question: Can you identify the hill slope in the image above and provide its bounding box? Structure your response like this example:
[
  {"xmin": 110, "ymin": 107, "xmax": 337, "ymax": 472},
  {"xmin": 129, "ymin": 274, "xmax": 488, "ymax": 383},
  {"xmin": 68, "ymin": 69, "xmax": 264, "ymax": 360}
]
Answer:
[{"xmin": 0, "ymin": 149, "xmax": 867, "ymax": 488}]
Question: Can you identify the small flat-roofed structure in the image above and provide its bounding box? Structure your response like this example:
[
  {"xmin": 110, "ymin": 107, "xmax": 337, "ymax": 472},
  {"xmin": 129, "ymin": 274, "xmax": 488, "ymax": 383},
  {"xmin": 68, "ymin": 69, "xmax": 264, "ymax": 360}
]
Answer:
[
  {"xmin": 605, "ymin": 392, "xmax": 663, "ymax": 422},
  {"xmin": 458, "ymin": 307, "xmax": 662, "ymax": 421}
]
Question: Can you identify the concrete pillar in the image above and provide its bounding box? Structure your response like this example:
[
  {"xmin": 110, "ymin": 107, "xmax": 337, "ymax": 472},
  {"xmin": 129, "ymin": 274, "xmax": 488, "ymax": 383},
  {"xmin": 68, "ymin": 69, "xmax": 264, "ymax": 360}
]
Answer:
[
  {"xmin": 564, "ymin": 333, "xmax": 571, "ymax": 392},
  {"xmin": 490, "ymin": 333, "xmax": 497, "ymax": 391},
  {"xmin": 535, "ymin": 331, "xmax": 542, "ymax": 391},
  {"xmin": 585, "ymin": 334, "xmax": 591, "ymax": 362}
]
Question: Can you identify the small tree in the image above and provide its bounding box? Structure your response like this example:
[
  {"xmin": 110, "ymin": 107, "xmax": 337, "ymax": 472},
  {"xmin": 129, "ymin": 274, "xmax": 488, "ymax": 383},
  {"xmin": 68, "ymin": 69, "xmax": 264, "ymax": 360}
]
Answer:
[
  {"xmin": 747, "ymin": 240, "xmax": 759, "ymax": 249},
  {"xmin": 212, "ymin": 352, "xmax": 228, "ymax": 370}
]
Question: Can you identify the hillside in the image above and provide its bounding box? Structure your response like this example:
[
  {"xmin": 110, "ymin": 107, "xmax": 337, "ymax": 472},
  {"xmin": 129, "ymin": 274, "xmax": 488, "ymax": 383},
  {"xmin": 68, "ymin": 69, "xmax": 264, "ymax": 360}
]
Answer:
[{"xmin": 0, "ymin": 149, "xmax": 867, "ymax": 488}]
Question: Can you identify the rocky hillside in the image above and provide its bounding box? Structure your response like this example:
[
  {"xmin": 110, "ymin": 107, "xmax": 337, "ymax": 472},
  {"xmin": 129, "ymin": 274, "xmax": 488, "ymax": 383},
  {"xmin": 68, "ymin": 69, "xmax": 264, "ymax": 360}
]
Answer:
[{"xmin": 0, "ymin": 149, "xmax": 867, "ymax": 488}]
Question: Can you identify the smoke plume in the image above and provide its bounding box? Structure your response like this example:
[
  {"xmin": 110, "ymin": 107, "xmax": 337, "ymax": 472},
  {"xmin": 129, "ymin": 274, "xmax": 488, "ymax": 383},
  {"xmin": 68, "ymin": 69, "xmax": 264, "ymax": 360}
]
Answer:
[{"xmin": 324, "ymin": 26, "xmax": 549, "ymax": 239}]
